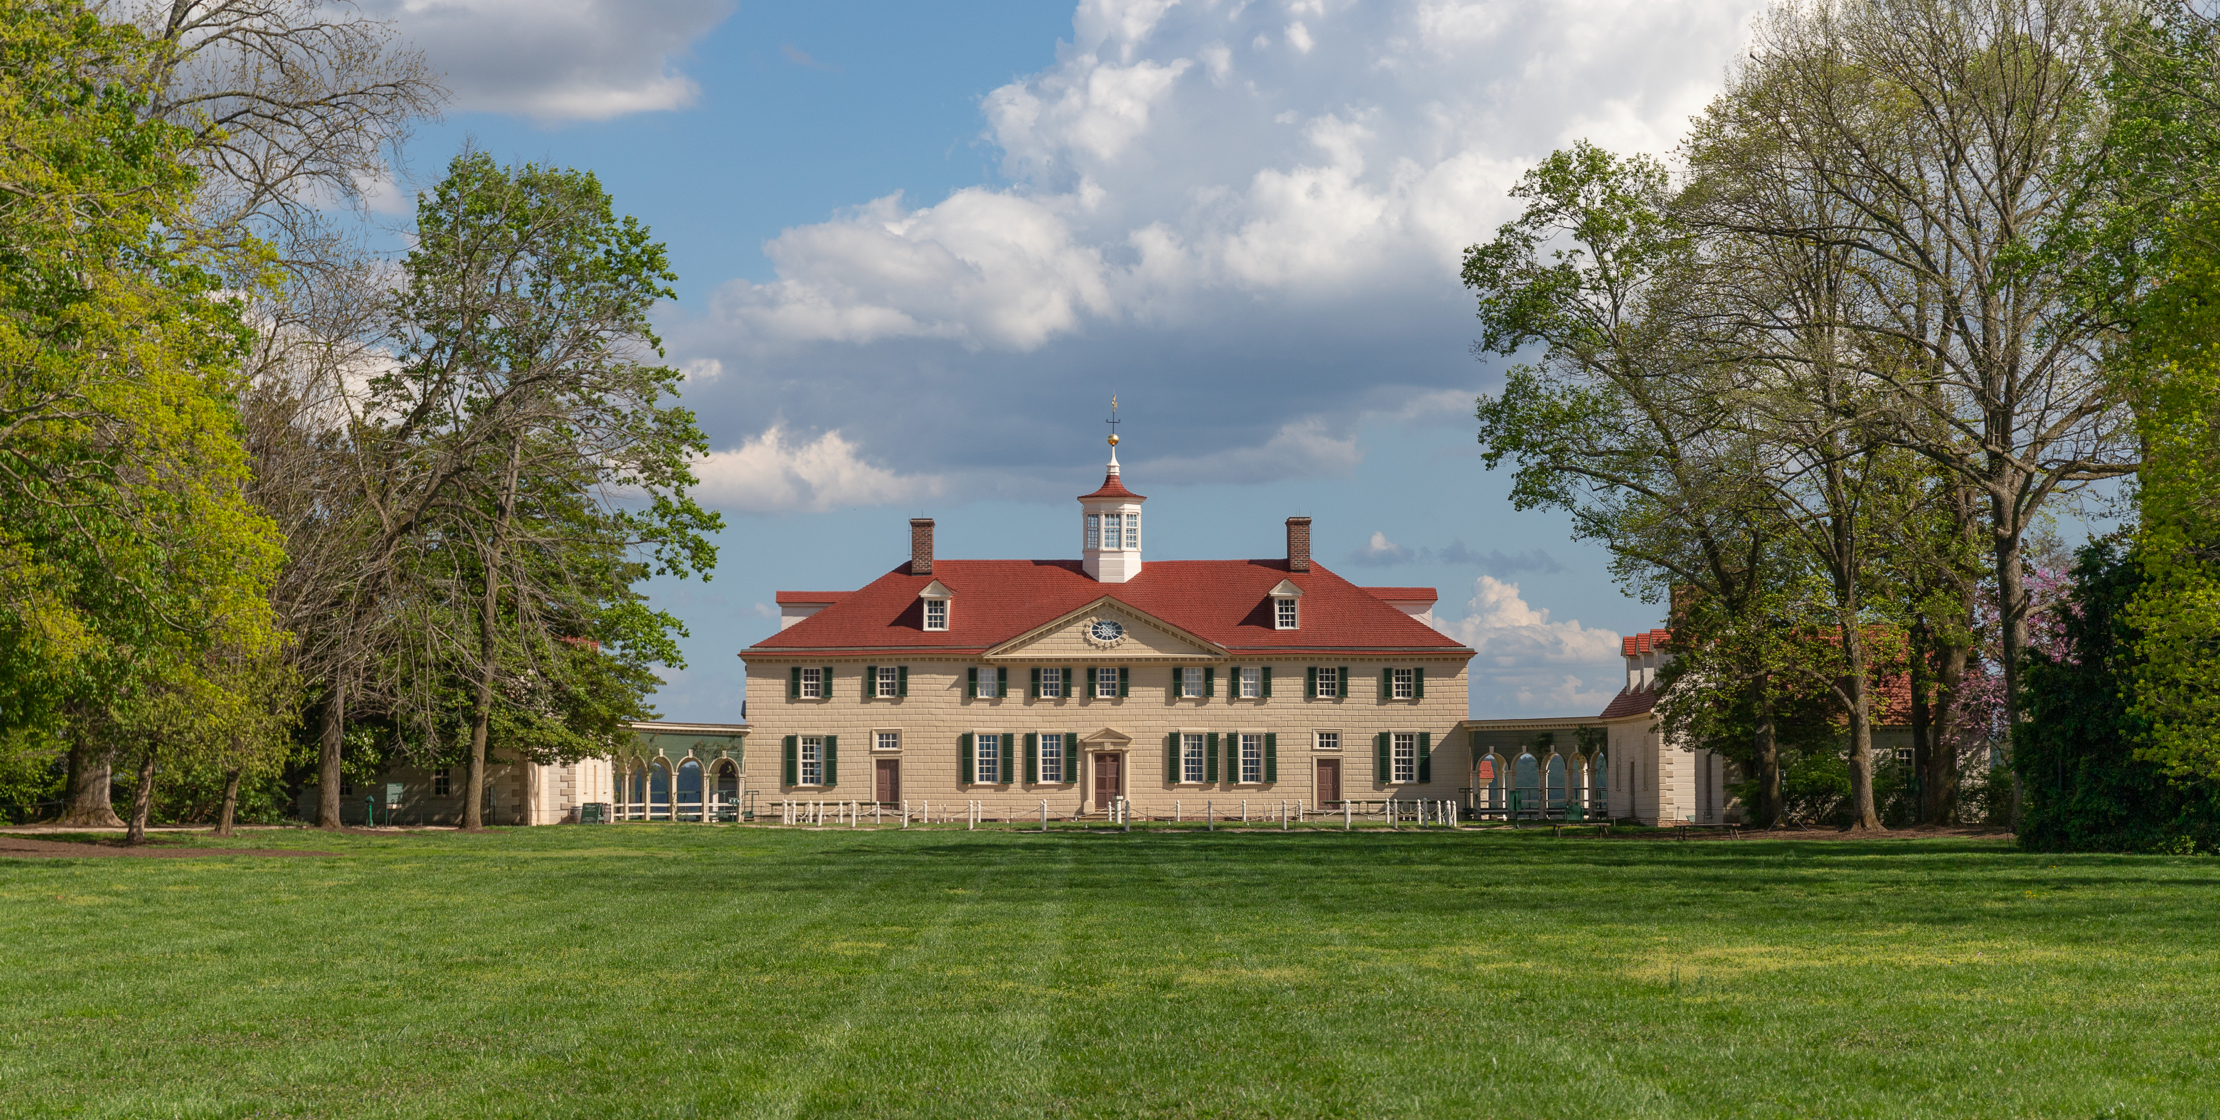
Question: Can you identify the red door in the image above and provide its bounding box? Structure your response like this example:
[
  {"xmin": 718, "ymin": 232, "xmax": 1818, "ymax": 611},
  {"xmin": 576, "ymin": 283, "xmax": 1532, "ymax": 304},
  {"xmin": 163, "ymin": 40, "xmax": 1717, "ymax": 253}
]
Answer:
[
  {"xmin": 1316, "ymin": 758, "xmax": 1341, "ymax": 805},
  {"xmin": 1094, "ymin": 753, "xmax": 1122, "ymax": 808},
  {"xmin": 875, "ymin": 759, "xmax": 899, "ymax": 804}
]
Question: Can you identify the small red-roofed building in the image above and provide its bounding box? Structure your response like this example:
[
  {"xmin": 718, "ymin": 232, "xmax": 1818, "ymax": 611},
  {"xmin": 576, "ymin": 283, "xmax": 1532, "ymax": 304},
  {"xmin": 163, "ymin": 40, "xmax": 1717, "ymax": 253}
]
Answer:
[{"xmin": 717, "ymin": 442, "xmax": 1476, "ymax": 819}]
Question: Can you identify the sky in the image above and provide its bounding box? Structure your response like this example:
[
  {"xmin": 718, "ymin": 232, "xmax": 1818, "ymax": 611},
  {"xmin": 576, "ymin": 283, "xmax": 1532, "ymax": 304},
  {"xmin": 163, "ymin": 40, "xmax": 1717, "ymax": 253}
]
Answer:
[{"xmin": 358, "ymin": 0, "xmax": 1785, "ymax": 722}]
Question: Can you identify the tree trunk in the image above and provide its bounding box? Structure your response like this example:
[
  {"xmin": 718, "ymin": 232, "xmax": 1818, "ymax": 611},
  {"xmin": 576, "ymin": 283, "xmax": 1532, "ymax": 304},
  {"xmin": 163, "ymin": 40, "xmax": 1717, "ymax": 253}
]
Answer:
[
  {"xmin": 1754, "ymin": 681, "xmax": 1783, "ymax": 828},
  {"xmin": 125, "ymin": 750, "xmax": 156, "ymax": 846},
  {"xmin": 464, "ymin": 439, "xmax": 524, "ymax": 832},
  {"xmin": 1994, "ymin": 511, "xmax": 2028, "ymax": 831},
  {"xmin": 1921, "ymin": 637, "xmax": 1969, "ymax": 825},
  {"xmin": 59, "ymin": 739, "xmax": 124, "ymax": 827},
  {"xmin": 1844, "ymin": 625, "xmax": 1882, "ymax": 831},
  {"xmin": 215, "ymin": 766, "xmax": 243, "ymax": 838},
  {"xmin": 316, "ymin": 677, "xmax": 346, "ymax": 829}
]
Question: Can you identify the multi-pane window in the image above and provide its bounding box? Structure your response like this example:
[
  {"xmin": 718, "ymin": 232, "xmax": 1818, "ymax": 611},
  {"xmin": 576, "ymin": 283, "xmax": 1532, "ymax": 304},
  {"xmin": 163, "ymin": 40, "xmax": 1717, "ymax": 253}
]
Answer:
[
  {"xmin": 1178, "ymin": 667, "xmax": 1202, "ymax": 699},
  {"xmin": 1275, "ymin": 598, "xmax": 1298, "ymax": 629},
  {"xmin": 1095, "ymin": 668, "xmax": 1119, "ymax": 698},
  {"xmin": 800, "ymin": 667, "xmax": 824, "ymax": 698},
  {"xmin": 1040, "ymin": 667, "xmax": 1064, "ymax": 698},
  {"xmin": 924, "ymin": 600, "xmax": 948, "ymax": 630},
  {"xmin": 1392, "ymin": 668, "xmax": 1415, "ymax": 699},
  {"xmin": 1085, "ymin": 514, "xmax": 1100, "ymax": 549},
  {"xmin": 1391, "ymin": 732, "xmax": 1416, "ymax": 783},
  {"xmin": 432, "ymin": 768, "xmax": 451, "ymax": 796},
  {"xmin": 876, "ymin": 731, "xmax": 900, "ymax": 752},
  {"xmin": 876, "ymin": 666, "xmax": 899, "ymax": 697},
  {"xmin": 1181, "ymin": 733, "xmax": 1206, "ymax": 783},
  {"xmin": 800, "ymin": 737, "xmax": 825, "ymax": 785},
  {"xmin": 1315, "ymin": 731, "xmax": 1339, "ymax": 752},
  {"xmin": 977, "ymin": 667, "xmax": 1001, "ymax": 699},
  {"xmin": 976, "ymin": 734, "xmax": 1001, "ymax": 784},
  {"xmin": 1123, "ymin": 513, "xmax": 1140, "ymax": 548},
  {"xmin": 1240, "ymin": 734, "xmax": 1263, "ymax": 783},
  {"xmin": 1240, "ymin": 666, "xmax": 1261, "ymax": 698},
  {"xmin": 1041, "ymin": 733, "xmax": 1064, "ymax": 783},
  {"xmin": 1101, "ymin": 513, "xmax": 1120, "ymax": 546},
  {"xmin": 1316, "ymin": 667, "xmax": 1340, "ymax": 698}
]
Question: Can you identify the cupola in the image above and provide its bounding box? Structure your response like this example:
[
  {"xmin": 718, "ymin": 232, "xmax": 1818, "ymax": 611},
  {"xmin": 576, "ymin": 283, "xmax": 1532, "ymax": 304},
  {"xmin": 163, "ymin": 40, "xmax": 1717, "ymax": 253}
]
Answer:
[{"xmin": 1080, "ymin": 403, "xmax": 1145, "ymax": 583}]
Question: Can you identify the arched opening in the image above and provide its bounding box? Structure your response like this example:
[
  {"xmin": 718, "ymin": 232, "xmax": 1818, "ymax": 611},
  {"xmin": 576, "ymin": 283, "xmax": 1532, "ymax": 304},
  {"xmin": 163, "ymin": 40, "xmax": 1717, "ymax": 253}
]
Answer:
[
  {"xmin": 1483, "ymin": 753, "xmax": 1507, "ymax": 810},
  {"xmin": 1567, "ymin": 755, "xmax": 1586, "ymax": 812},
  {"xmin": 1592, "ymin": 751, "xmax": 1609, "ymax": 814},
  {"xmin": 1546, "ymin": 754, "xmax": 1566, "ymax": 809},
  {"xmin": 1514, "ymin": 751, "xmax": 1540, "ymax": 816},
  {"xmin": 627, "ymin": 764, "xmax": 648, "ymax": 820},
  {"xmin": 649, "ymin": 761, "xmax": 672, "ymax": 820},
  {"xmin": 677, "ymin": 758, "xmax": 704, "ymax": 822},
  {"xmin": 712, "ymin": 760, "xmax": 739, "ymax": 822}
]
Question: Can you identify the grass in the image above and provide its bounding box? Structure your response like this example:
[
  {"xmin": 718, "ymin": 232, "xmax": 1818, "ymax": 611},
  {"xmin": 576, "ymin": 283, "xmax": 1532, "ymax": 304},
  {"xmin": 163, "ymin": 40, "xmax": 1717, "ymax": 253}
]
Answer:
[{"xmin": 2, "ymin": 824, "xmax": 2217, "ymax": 1120}]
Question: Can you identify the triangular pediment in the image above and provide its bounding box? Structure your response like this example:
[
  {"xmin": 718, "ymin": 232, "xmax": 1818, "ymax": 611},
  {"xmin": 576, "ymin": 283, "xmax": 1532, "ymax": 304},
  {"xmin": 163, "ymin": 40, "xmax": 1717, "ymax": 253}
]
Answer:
[
  {"xmin": 986, "ymin": 596, "xmax": 1224, "ymax": 660},
  {"xmin": 1081, "ymin": 727, "xmax": 1132, "ymax": 745},
  {"xmin": 1269, "ymin": 578, "xmax": 1303, "ymax": 598}
]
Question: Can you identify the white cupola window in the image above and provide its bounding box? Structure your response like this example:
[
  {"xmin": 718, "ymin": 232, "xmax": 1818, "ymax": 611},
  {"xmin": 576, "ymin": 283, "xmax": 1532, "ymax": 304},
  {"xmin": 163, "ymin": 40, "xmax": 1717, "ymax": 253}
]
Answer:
[
  {"xmin": 1269, "ymin": 578, "xmax": 1303, "ymax": 630},
  {"xmin": 919, "ymin": 580, "xmax": 953, "ymax": 631},
  {"xmin": 1079, "ymin": 432, "xmax": 1146, "ymax": 583}
]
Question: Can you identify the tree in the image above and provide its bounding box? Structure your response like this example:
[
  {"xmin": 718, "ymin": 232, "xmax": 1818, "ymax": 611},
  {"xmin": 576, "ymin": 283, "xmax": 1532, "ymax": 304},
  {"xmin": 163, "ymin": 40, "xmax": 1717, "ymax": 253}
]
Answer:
[{"xmin": 372, "ymin": 153, "xmax": 720, "ymax": 830}]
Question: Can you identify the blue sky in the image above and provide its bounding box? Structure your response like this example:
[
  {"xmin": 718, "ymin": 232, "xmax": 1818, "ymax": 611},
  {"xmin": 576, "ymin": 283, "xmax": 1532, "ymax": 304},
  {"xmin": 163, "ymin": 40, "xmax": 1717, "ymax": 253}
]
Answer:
[{"xmin": 360, "ymin": 0, "xmax": 1789, "ymax": 721}]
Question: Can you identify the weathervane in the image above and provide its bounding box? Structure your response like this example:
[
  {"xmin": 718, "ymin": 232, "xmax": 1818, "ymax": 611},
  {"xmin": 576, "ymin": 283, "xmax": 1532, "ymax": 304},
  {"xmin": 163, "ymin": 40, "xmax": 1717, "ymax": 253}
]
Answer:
[{"xmin": 1106, "ymin": 395, "xmax": 1120, "ymax": 447}]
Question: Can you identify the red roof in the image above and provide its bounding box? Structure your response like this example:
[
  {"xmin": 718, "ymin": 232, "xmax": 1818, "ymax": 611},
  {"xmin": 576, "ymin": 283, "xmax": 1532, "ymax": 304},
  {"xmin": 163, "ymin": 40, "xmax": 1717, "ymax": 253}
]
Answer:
[
  {"xmin": 775, "ymin": 591, "xmax": 850, "ymax": 605},
  {"xmin": 1078, "ymin": 469, "xmax": 1145, "ymax": 501},
  {"xmin": 1599, "ymin": 687, "xmax": 1659, "ymax": 720},
  {"xmin": 1362, "ymin": 587, "xmax": 1439, "ymax": 603},
  {"xmin": 1599, "ymin": 624, "xmax": 1915, "ymax": 725},
  {"xmin": 748, "ymin": 560, "xmax": 1467, "ymax": 657}
]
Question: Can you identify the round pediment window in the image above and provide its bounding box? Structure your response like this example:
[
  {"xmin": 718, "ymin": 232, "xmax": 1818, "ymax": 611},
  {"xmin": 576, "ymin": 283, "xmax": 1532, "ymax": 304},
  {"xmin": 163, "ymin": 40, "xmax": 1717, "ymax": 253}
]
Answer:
[{"xmin": 1084, "ymin": 618, "xmax": 1126, "ymax": 647}]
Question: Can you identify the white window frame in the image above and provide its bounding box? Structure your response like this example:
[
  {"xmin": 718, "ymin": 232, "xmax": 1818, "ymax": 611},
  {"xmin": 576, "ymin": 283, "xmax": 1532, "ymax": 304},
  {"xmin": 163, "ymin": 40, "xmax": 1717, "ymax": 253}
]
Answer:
[
  {"xmin": 1316, "ymin": 666, "xmax": 1339, "ymax": 698},
  {"xmin": 1314, "ymin": 730, "xmax": 1341, "ymax": 752},
  {"xmin": 977, "ymin": 666, "xmax": 1001, "ymax": 699},
  {"xmin": 1124, "ymin": 512, "xmax": 1140, "ymax": 549},
  {"xmin": 1240, "ymin": 666, "xmax": 1261, "ymax": 699},
  {"xmin": 976, "ymin": 733, "xmax": 1001, "ymax": 784},
  {"xmin": 800, "ymin": 736, "xmax": 825, "ymax": 786},
  {"xmin": 1239, "ymin": 733, "xmax": 1263, "ymax": 784},
  {"xmin": 1085, "ymin": 513, "xmax": 1101, "ymax": 550},
  {"xmin": 875, "ymin": 666, "xmax": 899, "ymax": 698},
  {"xmin": 1178, "ymin": 667, "xmax": 1201, "ymax": 699},
  {"xmin": 1181, "ymin": 733, "xmax": 1206, "ymax": 784},
  {"xmin": 924, "ymin": 599, "xmax": 948, "ymax": 631},
  {"xmin": 1040, "ymin": 733, "xmax": 1065, "ymax": 783},
  {"xmin": 1391, "ymin": 732, "xmax": 1416, "ymax": 783},
  {"xmin": 874, "ymin": 730, "xmax": 901, "ymax": 752},
  {"xmin": 1392, "ymin": 668, "xmax": 1415, "ymax": 700},
  {"xmin": 1040, "ymin": 667, "xmax": 1064, "ymax": 699},
  {"xmin": 1275, "ymin": 598, "xmax": 1298, "ymax": 630},
  {"xmin": 800, "ymin": 666, "xmax": 824, "ymax": 699},
  {"xmin": 1094, "ymin": 667, "xmax": 1119, "ymax": 699}
]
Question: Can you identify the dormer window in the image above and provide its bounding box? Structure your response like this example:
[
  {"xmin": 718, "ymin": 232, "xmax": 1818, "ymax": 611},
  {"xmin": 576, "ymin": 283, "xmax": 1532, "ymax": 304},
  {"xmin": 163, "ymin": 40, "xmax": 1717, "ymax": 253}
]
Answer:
[
  {"xmin": 919, "ymin": 579, "xmax": 953, "ymax": 631},
  {"xmin": 1268, "ymin": 578, "xmax": 1303, "ymax": 630},
  {"xmin": 1275, "ymin": 598, "xmax": 1298, "ymax": 629}
]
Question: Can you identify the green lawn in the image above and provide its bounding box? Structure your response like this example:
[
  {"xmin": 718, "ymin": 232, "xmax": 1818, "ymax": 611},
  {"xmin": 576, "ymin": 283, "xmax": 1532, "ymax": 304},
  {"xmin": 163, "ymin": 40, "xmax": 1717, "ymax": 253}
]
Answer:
[{"xmin": 2, "ymin": 824, "xmax": 2216, "ymax": 1120}]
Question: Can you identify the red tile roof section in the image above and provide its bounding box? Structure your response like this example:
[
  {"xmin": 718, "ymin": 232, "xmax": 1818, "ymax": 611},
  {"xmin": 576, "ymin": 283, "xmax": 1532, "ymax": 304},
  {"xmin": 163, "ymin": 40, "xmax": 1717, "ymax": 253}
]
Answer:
[
  {"xmin": 774, "ymin": 591, "xmax": 850, "ymax": 605},
  {"xmin": 1361, "ymin": 587, "xmax": 1439, "ymax": 603},
  {"xmin": 1598, "ymin": 688, "xmax": 1660, "ymax": 720},
  {"xmin": 748, "ymin": 560, "xmax": 1468, "ymax": 656},
  {"xmin": 1078, "ymin": 470, "xmax": 1145, "ymax": 501}
]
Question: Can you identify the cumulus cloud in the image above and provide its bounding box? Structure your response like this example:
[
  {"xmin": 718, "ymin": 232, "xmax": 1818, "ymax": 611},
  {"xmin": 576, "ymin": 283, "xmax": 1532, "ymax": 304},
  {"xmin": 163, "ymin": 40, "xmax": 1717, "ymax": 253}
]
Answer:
[
  {"xmin": 371, "ymin": 0, "xmax": 732, "ymax": 122},
  {"xmin": 1443, "ymin": 576, "xmax": 1623, "ymax": 716},
  {"xmin": 690, "ymin": 426, "xmax": 945, "ymax": 514},
  {"xmin": 1139, "ymin": 418, "xmax": 1363, "ymax": 484},
  {"xmin": 1349, "ymin": 531, "xmax": 1417, "ymax": 566}
]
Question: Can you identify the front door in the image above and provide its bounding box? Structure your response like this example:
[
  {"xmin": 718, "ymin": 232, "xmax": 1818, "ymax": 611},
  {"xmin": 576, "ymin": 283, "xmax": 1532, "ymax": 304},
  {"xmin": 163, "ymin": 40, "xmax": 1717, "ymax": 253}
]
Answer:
[
  {"xmin": 875, "ymin": 758, "xmax": 900, "ymax": 804},
  {"xmin": 1094, "ymin": 753, "xmax": 1122, "ymax": 808},
  {"xmin": 1316, "ymin": 758, "xmax": 1341, "ymax": 805}
]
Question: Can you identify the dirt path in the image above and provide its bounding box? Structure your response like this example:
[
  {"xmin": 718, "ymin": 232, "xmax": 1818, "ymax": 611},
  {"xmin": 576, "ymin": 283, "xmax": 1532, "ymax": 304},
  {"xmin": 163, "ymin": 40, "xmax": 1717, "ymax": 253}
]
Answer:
[{"xmin": 0, "ymin": 835, "xmax": 339, "ymax": 859}]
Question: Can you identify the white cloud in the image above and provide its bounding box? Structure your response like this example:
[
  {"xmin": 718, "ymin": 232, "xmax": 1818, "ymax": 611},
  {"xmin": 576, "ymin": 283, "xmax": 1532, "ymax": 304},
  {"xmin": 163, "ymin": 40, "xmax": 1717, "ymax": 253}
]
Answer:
[
  {"xmin": 690, "ymin": 426, "xmax": 945, "ymax": 514},
  {"xmin": 1350, "ymin": 530, "xmax": 1416, "ymax": 566},
  {"xmin": 373, "ymin": 0, "xmax": 732, "ymax": 122},
  {"xmin": 1138, "ymin": 417, "xmax": 1362, "ymax": 483},
  {"xmin": 1443, "ymin": 576, "xmax": 1624, "ymax": 716}
]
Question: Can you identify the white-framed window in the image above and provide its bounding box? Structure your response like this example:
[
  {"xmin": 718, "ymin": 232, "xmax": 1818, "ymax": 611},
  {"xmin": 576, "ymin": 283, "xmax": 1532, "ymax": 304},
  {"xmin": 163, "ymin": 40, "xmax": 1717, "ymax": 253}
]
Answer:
[
  {"xmin": 1085, "ymin": 514, "xmax": 1101, "ymax": 549},
  {"xmin": 1315, "ymin": 731, "xmax": 1340, "ymax": 752},
  {"xmin": 977, "ymin": 666, "xmax": 1001, "ymax": 699},
  {"xmin": 432, "ymin": 768, "xmax": 451, "ymax": 796},
  {"xmin": 800, "ymin": 736, "xmax": 825, "ymax": 785},
  {"xmin": 1040, "ymin": 733, "xmax": 1065, "ymax": 783},
  {"xmin": 1392, "ymin": 732, "xmax": 1416, "ymax": 783},
  {"xmin": 875, "ymin": 731, "xmax": 901, "ymax": 752},
  {"xmin": 1181, "ymin": 733, "xmax": 1206, "ymax": 783},
  {"xmin": 1240, "ymin": 666, "xmax": 1261, "ymax": 699},
  {"xmin": 1178, "ymin": 667, "xmax": 1202, "ymax": 699},
  {"xmin": 875, "ymin": 666, "xmax": 899, "ymax": 698},
  {"xmin": 1239, "ymin": 734, "xmax": 1263, "ymax": 783},
  {"xmin": 800, "ymin": 667, "xmax": 824, "ymax": 699},
  {"xmin": 1316, "ymin": 666, "xmax": 1339, "ymax": 698},
  {"xmin": 1275, "ymin": 597, "xmax": 1298, "ymax": 629},
  {"xmin": 1392, "ymin": 668, "xmax": 1415, "ymax": 699},
  {"xmin": 1102, "ymin": 513, "xmax": 1120, "ymax": 546},
  {"xmin": 1040, "ymin": 667, "xmax": 1064, "ymax": 698},
  {"xmin": 1095, "ymin": 668, "xmax": 1119, "ymax": 698},
  {"xmin": 977, "ymin": 733, "xmax": 1001, "ymax": 784},
  {"xmin": 1124, "ymin": 513, "xmax": 1140, "ymax": 548},
  {"xmin": 924, "ymin": 599, "xmax": 948, "ymax": 631}
]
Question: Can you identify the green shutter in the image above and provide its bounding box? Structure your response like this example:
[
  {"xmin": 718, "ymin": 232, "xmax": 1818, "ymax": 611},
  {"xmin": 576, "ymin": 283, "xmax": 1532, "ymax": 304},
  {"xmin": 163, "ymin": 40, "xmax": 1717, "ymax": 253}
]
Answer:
[
  {"xmin": 1261, "ymin": 666, "xmax": 1273, "ymax": 698},
  {"xmin": 783, "ymin": 735, "xmax": 797, "ymax": 785},
  {"xmin": 823, "ymin": 667, "xmax": 835, "ymax": 698},
  {"xmin": 789, "ymin": 667, "xmax": 801, "ymax": 699},
  {"xmin": 1417, "ymin": 732, "xmax": 1431, "ymax": 783},
  {"xmin": 1306, "ymin": 666, "xmax": 1318, "ymax": 699},
  {"xmin": 898, "ymin": 666, "xmax": 908, "ymax": 697},
  {"xmin": 1118, "ymin": 667, "xmax": 1129, "ymax": 697},
  {"xmin": 1376, "ymin": 732, "xmax": 1390, "ymax": 783},
  {"xmin": 968, "ymin": 667, "xmax": 979, "ymax": 699},
  {"xmin": 1415, "ymin": 667, "xmax": 1426, "ymax": 699},
  {"xmin": 1206, "ymin": 733, "xmax": 1219, "ymax": 783},
  {"xmin": 1339, "ymin": 666, "xmax": 1350, "ymax": 699},
  {"xmin": 999, "ymin": 667, "xmax": 1009, "ymax": 697},
  {"xmin": 1027, "ymin": 734, "xmax": 1039, "ymax": 783},
  {"xmin": 1064, "ymin": 667, "xmax": 1075, "ymax": 698},
  {"xmin": 1068, "ymin": 733, "xmax": 1081, "ymax": 783},
  {"xmin": 1264, "ymin": 733, "xmax": 1277, "ymax": 782},
  {"xmin": 1166, "ymin": 732, "xmax": 1179, "ymax": 782},
  {"xmin": 960, "ymin": 733, "xmax": 974, "ymax": 785},
  {"xmin": 1383, "ymin": 667, "xmax": 1393, "ymax": 698},
  {"xmin": 1204, "ymin": 667, "xmax": 1215, "ymax": 698},
  {"xmin": 1172, "ymin": 666, "xmax": 1184, "ymax": 696},
  {"xmin": 823, "ymin": 736, "xmax": 838, "ymax": 786},
  {"xmin": 1031, "ymin": 668, "xmax": 1042, "ymax": 698},
  {"xmin": 865, "ymin": 666, "xmax": 877, "ymax": 700},
  {"xmin": 1086, "ymin": 667, "xmax": 1097, "ymax": 695}
]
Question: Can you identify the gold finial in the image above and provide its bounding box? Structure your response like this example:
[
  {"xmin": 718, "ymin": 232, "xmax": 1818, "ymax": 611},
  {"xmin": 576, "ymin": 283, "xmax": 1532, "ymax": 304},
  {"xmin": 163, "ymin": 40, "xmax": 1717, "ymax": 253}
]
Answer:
[{"xmin": 1106, "ymin": 395, "xmax": 1121, "ymax": 447}]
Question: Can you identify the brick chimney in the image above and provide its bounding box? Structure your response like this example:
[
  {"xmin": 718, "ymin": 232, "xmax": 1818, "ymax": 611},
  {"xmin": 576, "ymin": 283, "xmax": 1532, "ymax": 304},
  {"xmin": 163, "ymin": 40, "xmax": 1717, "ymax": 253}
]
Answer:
[
  {"xmin": 909, "ymin": 518, "xmax": 934, "ymax": 575},
  {"xmin": 1286, "ymin": 516, "xmax": 1312, "ymax": 572}
]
